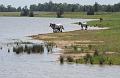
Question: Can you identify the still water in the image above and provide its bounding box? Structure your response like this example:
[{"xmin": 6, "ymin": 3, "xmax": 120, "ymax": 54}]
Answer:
[{"xmin": 0, "ymin": 17, "xmax": 120, "ymax": 78}]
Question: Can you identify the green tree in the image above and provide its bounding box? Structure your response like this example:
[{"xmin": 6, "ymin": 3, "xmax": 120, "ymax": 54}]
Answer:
[
  {"xmin": 20, "ymin": 6, "xmax": 29, "ymax": 16},
  {"xmin": 87, "ymin": 6, "xmax": 94, "ymax": 15},
  {"xmin": 94, "ymin": 2, "xmax": 99, "ymax": 12},
  {"xmin": 17, "ymin": 7, "xmax": 21, "ymax": 12},
  {"xmin": 105, "ymin": 5, "xmax": 113, "ymax": 12},
  {"xmin": 56, "ymin": 8, "xmax": 64, "ymax": 18}
]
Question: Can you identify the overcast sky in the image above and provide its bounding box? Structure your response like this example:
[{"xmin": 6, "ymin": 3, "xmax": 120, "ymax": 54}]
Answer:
[{"xmin": 0, "ymin": 0, "xmax": 120, "ymax": 7}]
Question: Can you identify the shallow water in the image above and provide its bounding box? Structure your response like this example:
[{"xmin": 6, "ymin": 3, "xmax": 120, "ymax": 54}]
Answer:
[{"xmin": 0, "ymin": 17, "xmax": 119, "ymax": 78}]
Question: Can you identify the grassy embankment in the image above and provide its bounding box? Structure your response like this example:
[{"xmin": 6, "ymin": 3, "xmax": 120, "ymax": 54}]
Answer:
[
  {"xmin": 1, "ymin": 12, "xmax": 120, "ymax": 65},
  {"xmin": 31, "ymin": 12, "xmax": 120, "ymax": 65}
]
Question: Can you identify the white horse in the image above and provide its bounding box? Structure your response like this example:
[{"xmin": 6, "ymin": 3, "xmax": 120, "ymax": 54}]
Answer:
[
  {"xmin": 49, "ymin": 23, "xmax": 64, "ymax": 33},
  {"xmin": 78, "ymin": 22, "xmax": 88, "ymax": 30}
]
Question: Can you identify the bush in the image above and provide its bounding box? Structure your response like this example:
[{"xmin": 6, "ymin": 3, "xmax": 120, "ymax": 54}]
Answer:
[
  {"xmin": 88, "ymin": 45, "xmax": 92, "ymax": 50},
  {"xmin": 56, "ymin": 8, "xmax": 64, "ymax": 18},
  {"xmin": 94, "ymin": 49, "xmax": 99, "ymax": 56},
  {"xmin": 67, "ymin": 56, "xmax": 74, "ymax": 62},
  {"xmin": 99, "ymin": 56, "xmax": 105, "ymax": 65},
  {"xmin": 84, "ymin": 54, "xmax": 91, "ymax": 64},
  {"xmin": 87, "ymin": 7, "xmax": 95, "ymax": 15},
  {"xmin": 29, "ymin": 11, "xmax": 34, "ymax": 17},
  {"xmin": 20, "ymin": 10, "xmax": 29, "ymax": 16},
  {"xmin": 60, "ymin": 56, "xmax": 64, "ymax": 64}
]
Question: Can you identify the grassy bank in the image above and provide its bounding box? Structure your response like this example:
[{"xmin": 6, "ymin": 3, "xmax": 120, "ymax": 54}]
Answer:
[
  {"xmin": 0, "ymin": 12, "xmax": 20, "ymax": 17},
  {"xmin": 31, "ymin": 12, "xmax": 120, "ymax": 65},
  {"xmin": 0, "ymin": 12, "xmax": 120, "ymax": 18}
]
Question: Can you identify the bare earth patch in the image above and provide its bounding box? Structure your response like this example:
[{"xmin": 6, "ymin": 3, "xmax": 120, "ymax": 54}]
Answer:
[{"xmin": 31, "ymin": 34, "xmax": 108, "ymax": 60}]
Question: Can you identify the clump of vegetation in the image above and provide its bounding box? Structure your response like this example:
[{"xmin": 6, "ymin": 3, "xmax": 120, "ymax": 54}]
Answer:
[
  {"xmin": 66, "ymin": 56, "xmax": 74, "ymax": 62},
  {"xmin": 13, "ymin": 44, "xmax": 44, "ymax": 54},
  {"xmin": 94, "ymin": 49, "xmax": 99, "ymax": 56},
  {"xmin": 84, "ymin": 54, "xmax": 92, "ymax": 64},
  {"xmin": 59, "ymin": 56, "xmax": 64, "ymax": 64},
  {"xmin": 87, "ymin": 7, "xmax": 95, "ymax": 15},
  {"xmin": 45, "ymin": 42, "xmax": 55, "ymax": 53},
  {"xmin": 29, "ymin": 11, "xmax": 34, "ymax": 17},
  {"xmin": 77, "ymin": 49, "xmax": 117, "ymax": 65},
  {"xmin": 56, "ymin": 8, "xmax": 64, "ymax": 18},
  {"xmin": 88, "ymin": 45, "xmax": 92, "ymax": 50},
  {"xmin": 20, "ymin": 6, "xmax": 29, "ymax": 16}
]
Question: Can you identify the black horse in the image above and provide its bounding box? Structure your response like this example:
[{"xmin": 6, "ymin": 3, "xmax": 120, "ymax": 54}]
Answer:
[{"xmin": 49, "ymin": 23, "xmax": 64, "ymax": 33}]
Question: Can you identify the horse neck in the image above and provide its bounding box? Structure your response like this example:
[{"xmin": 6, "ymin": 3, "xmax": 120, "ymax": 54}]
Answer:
[{"xmin": 50, "ymin": 24, "xmax": 55, "ymax": 29}]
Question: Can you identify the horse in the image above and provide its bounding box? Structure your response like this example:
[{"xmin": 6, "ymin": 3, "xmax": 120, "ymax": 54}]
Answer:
[
  {"xmin": 49, "ymin": 23, "xmax": 64, "ymax": 33},
  {"xmin": 78, "ymin": 22, "xmax": 88, "ymax": 30}
]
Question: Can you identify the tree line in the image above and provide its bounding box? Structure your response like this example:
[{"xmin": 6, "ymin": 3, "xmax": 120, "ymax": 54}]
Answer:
[{"xmin": 0, "ymin": 1, "xmax": 120, "ymax": 12}]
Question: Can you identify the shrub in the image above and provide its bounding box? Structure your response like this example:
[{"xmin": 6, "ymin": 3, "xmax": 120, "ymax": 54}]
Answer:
[
  {"xmin": 99, "ymin": 56, "xmax": 105, "ymax": 65},
  {"xmin": 60, "ymin": 56, "xmax": 64, "ymax": 64},
  {"xmin": 94, "ymin": 49, "xmax": 99, "ymax": 56},
  {"xmin": 67, "ymin": 56, "xmax": 74, "ymax": 62},
  {"xmin": 88, "ymin": 44, "xmax": 92, "ymax": 50},
  {"xmin": 29, "ymin": 11, "xmax": 34, "ymax": 17},
  {"xmin": 84, "ymin": 54, "xmax": 91, "ymax": 64}
]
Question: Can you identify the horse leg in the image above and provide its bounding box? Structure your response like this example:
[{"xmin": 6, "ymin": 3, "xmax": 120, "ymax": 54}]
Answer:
[
  {"xmin": 60, "ymin": 28, "xmax": 62, "ymax": 32},
  {"xmin": 57, "ymin": 28, "xmax": 60, "ymax": 32},
  {"xmin": 85, "ymin": 25, "xmax": 88, "ymax": 30},
  {"xmin": 53, "ymin": 29, "xmax": 56, "ymax": 33},
  {"xmin": 81, "ymin": 25, "xmax": 83, "ymax": 30}
]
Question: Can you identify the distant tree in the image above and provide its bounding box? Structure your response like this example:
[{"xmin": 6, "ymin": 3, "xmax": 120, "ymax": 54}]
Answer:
[
  {"xmin": 94, "ymin": 2, "xmax": 99, "ymax": 12},
  {"xmin": 71, "ymin": 4, "xmax": 78, "ymax": 12},
  {"xmin": 30, "ymin": 4, "xmax": 38, "ymax": 11},
  {"xmin": 105, "ymin": 5, "xmax": 113, "ymax": 12},
  {"xmin": 17, "ymin": 7, "xmax": 21, "ymax": 12},
  {"xmin": 0, "ymin": 4, "xmax": 6, "ymax": 12},
  {"xmin": 87, "ymin": 6, "xmax": 94, "ymax": 15},
  {"xmin": 113, "ymin": 3, "xmax": 120, "ymax": 12},
  {"xmin": 71, "ymin": 7, "xmax": 75, "ymax": 12},
  {"xmin": 20, "ymin": 6, "xmax": 29, "ymax": 16},
  {"xmin": 0, "ymin": 2, "xmax": 120, "ymax": 12},
  {"xmin": 56, "ymin": 8, "xmax": 64, "ymax": 18},
  {"xmin": 7, "ymin": 5, "xmax": 12, "ymax": 12}
]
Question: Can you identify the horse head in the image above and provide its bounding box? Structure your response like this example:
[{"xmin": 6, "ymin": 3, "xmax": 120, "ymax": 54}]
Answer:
[
  {"xmin": 61, "ymin": 25, "xmax": 64, "ymax": 30},
  {"xmin": 49, "ymin": 23, "xmax": 56, "ymax": 29},
  {"xmin": 49, "ymin": 23, "xmax": 52, "ymax": 27},
  {"xmin": 78, "ymin": 22, "xmax": 82, "ymax": 25}
]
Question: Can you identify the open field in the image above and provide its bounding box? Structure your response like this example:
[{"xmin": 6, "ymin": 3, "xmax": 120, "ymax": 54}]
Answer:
[
  {"xmin": 0, "ymin": 12, "xmax": 20, "ymax": 16},
  {"xmin": 0, "ymin": 12, "xmax": 120, "ymax": 18}
]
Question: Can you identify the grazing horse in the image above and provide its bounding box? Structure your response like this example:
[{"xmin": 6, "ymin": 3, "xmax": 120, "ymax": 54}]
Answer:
[
  {"xmin": 49, "ymin": 23, "xmax": 64, "ymax": 33},
  {"xmin": 78, "ymin": 22, "xmax": 88, "ymax": 30}
]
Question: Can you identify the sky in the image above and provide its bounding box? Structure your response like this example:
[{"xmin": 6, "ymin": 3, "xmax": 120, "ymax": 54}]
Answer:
[{"xmin": 0, "ymin": 0, "xmax": 120, "ymax": 7}]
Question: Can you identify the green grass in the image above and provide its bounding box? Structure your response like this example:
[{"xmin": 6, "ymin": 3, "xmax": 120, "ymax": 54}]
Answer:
[
  {"xmin": 0, "ymin": 11, "xmax": 119, "ymax": 19},
  {"xmin": 0, "ymin": 12, "xmax": 20, "ymax": 16}
]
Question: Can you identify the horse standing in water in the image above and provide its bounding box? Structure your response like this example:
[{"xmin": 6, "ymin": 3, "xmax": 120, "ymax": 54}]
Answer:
[
  {"xmin": 49, "ymin": 23, "xmax": 64, "ymax": 33},
  {"xmin": 78, "ymin": 22, "xmax": 88, "ymax": 30}
]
